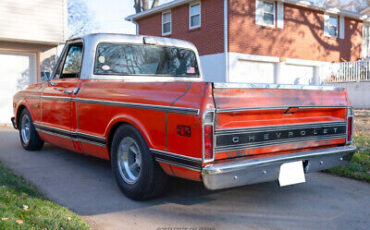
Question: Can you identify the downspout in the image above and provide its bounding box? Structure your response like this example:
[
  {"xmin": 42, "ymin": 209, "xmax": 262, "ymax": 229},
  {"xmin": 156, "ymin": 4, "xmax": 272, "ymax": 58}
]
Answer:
[
  {"xmin": 130, "ymin": 18, "xmax": 139, "ymax": 35},
  {"xmin": 224, "ymin": 0, "xmax": 229, "ymax": 82}
]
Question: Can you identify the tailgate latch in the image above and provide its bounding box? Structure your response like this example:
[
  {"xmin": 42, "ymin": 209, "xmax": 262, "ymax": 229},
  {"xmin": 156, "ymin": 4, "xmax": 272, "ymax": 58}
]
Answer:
[{"xmin": 284, "ymin": 107, "xmax": 299, "ymax": 115}]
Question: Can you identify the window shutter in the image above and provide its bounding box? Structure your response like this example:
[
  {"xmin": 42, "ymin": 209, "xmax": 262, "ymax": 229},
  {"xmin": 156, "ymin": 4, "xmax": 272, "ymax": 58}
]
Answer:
[
  {"xmin": 324, "ymin": 14, "xmax": 330, "ymax": 36},
  {"xmin": 255, "ymin": 0, "xmax": 264, "ymax": 25},
  {"xmin": 339, "ymin": 16, "xmax": 345, "ymax": 39},
  {"xmin": 277, "ymin": 2, "xmax": 284, "ymax": 29}
]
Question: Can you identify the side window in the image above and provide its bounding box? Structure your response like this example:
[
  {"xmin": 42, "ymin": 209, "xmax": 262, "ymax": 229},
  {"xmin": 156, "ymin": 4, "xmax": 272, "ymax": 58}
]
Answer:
[{"xmin": 60, "ymin": 43, "xmax": 83, "ymax": 79}]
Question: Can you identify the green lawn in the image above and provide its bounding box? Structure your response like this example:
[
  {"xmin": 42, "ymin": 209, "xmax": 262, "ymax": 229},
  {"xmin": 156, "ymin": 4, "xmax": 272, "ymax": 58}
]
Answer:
[
  {"xmin": 326, "ymin": 110, "xmax": 370, "ymax": 182},
  {"xmin": 0, "ymin": 162, "xmax": 90, "ymax": 230}
]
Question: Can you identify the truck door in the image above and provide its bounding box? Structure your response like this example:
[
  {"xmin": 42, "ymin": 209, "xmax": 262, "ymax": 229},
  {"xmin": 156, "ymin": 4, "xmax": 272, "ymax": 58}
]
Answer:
[{"xmin": 38, "ymin": 42, "xmax": 83, "ymax": 151}]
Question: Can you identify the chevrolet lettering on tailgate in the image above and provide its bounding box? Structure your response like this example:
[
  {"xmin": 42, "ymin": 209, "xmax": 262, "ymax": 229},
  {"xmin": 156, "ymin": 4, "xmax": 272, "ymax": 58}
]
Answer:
[
  {"xmin": 216, "ymin": 122, "xmax": 347, "ymax": 152},
  {"xmin": 11, "ymin": 34, "xmax": 356, "ymax": 200}
]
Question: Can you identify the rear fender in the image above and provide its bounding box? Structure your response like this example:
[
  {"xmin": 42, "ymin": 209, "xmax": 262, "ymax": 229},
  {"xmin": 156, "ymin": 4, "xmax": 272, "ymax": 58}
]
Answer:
[{"xmin": 105, "ymin": 114, "xmax": 154, "ymax": 153}]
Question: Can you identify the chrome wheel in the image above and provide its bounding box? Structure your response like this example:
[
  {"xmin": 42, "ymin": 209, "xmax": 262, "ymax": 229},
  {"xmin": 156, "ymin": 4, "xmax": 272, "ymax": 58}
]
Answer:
[
  {"xmin": 117, "ymin": 137, "xmax": 142, "ymax": 184},
  {"xmin": 20, "ymin": 114, "xmax": 31, "ymax": 145}
]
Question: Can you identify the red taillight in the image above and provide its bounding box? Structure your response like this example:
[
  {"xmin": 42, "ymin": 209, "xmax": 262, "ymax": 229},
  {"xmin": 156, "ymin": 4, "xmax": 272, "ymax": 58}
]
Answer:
[
  {"xmin": 347, "ymin": 116, "xmax": 353, "ymax": 143},
  {"xmin": 204, "ymin": 125, "xmax": 214, "ymax": 161}
]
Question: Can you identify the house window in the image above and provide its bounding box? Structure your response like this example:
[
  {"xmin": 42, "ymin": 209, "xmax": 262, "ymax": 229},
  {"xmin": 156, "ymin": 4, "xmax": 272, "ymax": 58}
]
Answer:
[
  {"xmin": 262, "ymin": 1, "xmax": 275, "ymax": 26},
  {"xmin": 362, "ymin": 24, "xmax": 370, "ymax": 58},
  {"xmin": 324, "ymin": 14, "xmax": 338, "ymax": 37},
  {"xmin": 255, "ymin": 0, "xmax": 276, "ymax": 27},
  {"xmin": 162, "ymin": 11, "xmax": 171, "ymax": 35},
  {"xmin": 189, "ymin": 2, "xmax": 201, "ymax": 29}
]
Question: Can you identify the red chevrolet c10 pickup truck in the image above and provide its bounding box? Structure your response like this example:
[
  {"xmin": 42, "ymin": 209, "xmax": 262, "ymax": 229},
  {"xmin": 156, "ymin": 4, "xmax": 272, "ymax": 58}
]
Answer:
[{"xmin": 12, "ymin": 33, "xmax": 356, "ymax": 200}]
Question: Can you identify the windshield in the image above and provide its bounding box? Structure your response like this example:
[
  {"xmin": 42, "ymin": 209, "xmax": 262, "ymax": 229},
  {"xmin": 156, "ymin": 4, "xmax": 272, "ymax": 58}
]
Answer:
[{"xmin": 94, "ymin": 43, "xmax": 200, "ymax": 77}]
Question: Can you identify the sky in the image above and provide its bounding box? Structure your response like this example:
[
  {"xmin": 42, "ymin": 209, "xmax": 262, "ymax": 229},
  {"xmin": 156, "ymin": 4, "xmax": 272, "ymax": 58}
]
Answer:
[{"xmin": 79, "ymin": 0, "xmax": 172, "ymax": 35}]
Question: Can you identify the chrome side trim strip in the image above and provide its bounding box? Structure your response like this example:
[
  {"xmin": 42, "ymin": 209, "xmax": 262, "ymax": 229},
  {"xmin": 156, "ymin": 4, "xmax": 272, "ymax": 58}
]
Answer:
[
  {"xmin": 36, "ymin": 129, "xmax": 71, "ymax": 140},
  {"xmin": 37, "ymin": 128, "xmax": 106, "ymax": 148},
  {"xmin": 150, "ymin": 149, "xmax": 202, "ymax": 171},
  {"xmin": 213, "ymin": 82, "xmax": 345, "ymax": 91},
  {"xmin": 215, "ymin": 121, "xmax": 347, "ymax": 135},
  {"xmin": 31, "ymin": 95, "xmax": 199, "ymax": 115},
  {"xmin": 34, "ymin": 123, "xmax": 71, "ymax": 137},
  {"xmin": 155, "ymin": 158, "xmax": 201, "ymax": 172},
  {"xmin": 150, "ymin": 149, "xmax": 202, "ymax": 161},
  {"xmin": 17, "ymin": 94, "xmax": 41, "ymax": 99},
  {"xmin": 40, "ymin": 96, "xmax": 71, "ymax": 101},
  {"xmin": 34, "ymin": 123, "xmax": 106, "ymax": 147},
  {"xmin": 77, "ymin": 138, "xmax": 106, "ymax": 147},
  {"xmin": 216, "ymin": 105, "xmax": 350, "ymax": 113},
  {"xmin": 73, "ymin": 98, "xmax": 199, "ymax": 115},
  {"xmin": 74, "ymin": 131, "xmax": 107, "ymax": 144}
]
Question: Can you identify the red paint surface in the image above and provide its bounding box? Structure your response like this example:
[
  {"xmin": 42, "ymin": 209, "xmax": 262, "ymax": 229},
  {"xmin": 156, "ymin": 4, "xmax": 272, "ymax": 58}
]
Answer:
[{"xmin": 14, "ymin": 80, "xmax": 351, "ymax": 181}]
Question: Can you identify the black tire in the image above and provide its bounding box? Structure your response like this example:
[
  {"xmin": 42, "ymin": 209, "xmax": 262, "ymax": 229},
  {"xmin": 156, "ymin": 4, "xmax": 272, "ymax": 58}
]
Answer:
[
  {"xmin": 111, "ymin": 124, "xmax": 168, "ymax": 200},
  {"xmin": 18, "ymin": 109, "xmax": 44, "ymax": 151}
]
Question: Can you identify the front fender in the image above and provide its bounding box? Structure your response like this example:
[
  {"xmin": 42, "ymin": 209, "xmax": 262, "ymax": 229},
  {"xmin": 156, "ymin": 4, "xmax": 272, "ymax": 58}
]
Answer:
[{"xmin": 14, "ymin": 98, "xmax": 34, "ymax": 127}]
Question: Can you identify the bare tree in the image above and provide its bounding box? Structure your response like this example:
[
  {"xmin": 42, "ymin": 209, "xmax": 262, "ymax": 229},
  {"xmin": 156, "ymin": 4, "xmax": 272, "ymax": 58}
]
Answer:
[
  {"xmin": 68, "ymin": 0, "xmax": 99, "ymax": 38},
  {"xmin": 134, "ymin": 0, "xmax": 160, "ymax": 13},
  {"xmin": 311, "ymin": 0, "xmax": 369, "ymax": 12}
]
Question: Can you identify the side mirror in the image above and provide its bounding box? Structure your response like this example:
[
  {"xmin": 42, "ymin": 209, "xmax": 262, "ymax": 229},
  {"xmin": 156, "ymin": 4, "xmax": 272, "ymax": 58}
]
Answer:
[
  {"xmin": 41, "ymin": 72, "xmax": 50, "ymax": 82},
  {"xmin": 41, "ymin": 72, "xmax": 56, "ymax": 86}
]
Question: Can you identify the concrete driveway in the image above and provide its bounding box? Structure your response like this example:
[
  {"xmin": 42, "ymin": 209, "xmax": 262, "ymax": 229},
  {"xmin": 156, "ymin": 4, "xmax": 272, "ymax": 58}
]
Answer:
[{"xmin": 0, "ymin": 127, "xmax": 369, "ymax": 230}]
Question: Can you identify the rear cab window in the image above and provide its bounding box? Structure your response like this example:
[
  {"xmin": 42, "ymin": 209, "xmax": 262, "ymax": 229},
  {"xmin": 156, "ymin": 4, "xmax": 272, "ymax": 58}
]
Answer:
[{"xmin": 94, "ymin": 43, "xmax": 200, "ymax": 78}]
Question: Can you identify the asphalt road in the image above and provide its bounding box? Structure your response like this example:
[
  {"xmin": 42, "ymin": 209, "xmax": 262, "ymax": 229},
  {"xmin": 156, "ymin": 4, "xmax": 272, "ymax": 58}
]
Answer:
[{"xmin": 0, "ymin": 127, "xmax": 369, "ymax": 230}]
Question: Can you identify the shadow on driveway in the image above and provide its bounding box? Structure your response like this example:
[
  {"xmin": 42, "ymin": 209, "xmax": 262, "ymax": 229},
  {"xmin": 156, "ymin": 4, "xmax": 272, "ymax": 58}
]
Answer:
[{"xmin": 1, "ymin": 127, "xmax": 369, "ymax": 230}]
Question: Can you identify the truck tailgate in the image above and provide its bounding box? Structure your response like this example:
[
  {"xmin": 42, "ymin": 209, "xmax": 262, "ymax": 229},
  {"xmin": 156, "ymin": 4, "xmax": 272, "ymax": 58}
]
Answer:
[{"xmin": 212, "ymin": 83, "xmax": 350, "ymax": 160}]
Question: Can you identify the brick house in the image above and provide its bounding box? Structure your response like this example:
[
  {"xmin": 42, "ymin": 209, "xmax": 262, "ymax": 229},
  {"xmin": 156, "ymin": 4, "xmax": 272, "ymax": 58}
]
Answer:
[
  {"xmin": 0, "ymin": 0, "xmax": 67, "ymax": 124},
  {"xmin": 126, "ymin": 0, "xmax": 369, "ymax": 84}
]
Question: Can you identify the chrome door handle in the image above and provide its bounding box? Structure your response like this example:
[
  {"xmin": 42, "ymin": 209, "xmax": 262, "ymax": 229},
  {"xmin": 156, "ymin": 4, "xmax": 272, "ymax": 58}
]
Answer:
[{"xmin": 63, "ymin": 90, "xmax": 73, "ymax": 94}]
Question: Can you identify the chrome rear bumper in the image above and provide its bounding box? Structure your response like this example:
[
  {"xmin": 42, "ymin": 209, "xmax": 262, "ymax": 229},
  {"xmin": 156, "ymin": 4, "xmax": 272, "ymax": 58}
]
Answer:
[{"xmin": 202, "ymin": 145, "xmax": 356, "ymax": 190}]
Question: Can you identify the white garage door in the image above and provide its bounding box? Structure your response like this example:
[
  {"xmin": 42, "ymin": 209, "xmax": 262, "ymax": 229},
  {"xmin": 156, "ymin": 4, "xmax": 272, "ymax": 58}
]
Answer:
[
  {"xmin": 0, "ymin": 52, "xmax": 37, "ymax": 123},
  {"xmin": 231, "ymin": 60, "xmax": 275, "ymax": 83},
  {"xmin": 281, "ymin": 64, "xmax": 315, "ymax": 85}
]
